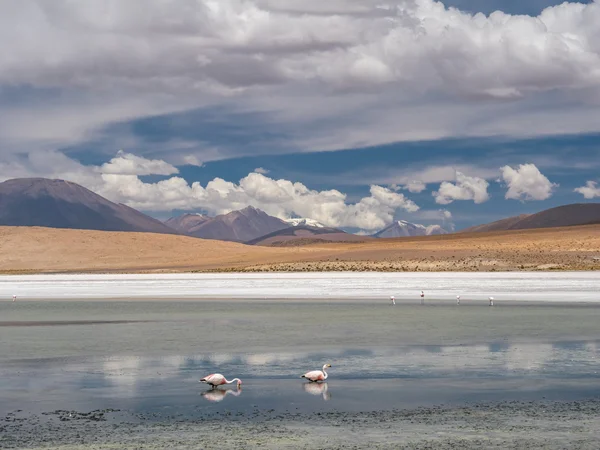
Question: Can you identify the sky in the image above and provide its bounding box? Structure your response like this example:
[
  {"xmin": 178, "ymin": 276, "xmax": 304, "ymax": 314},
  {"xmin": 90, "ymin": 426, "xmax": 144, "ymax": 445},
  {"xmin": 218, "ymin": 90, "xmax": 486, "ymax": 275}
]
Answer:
[{"xmin": 1, "ymin": 0, "xmax": 600, "ymax": 232}]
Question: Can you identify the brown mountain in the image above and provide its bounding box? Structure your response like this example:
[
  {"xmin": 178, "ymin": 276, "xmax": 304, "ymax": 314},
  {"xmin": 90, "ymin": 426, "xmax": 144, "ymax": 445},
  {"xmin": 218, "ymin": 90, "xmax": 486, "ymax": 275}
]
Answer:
[
  {"xmin": 462, "ymin": 203, "xmax": 600, "ymax": 233},
  {"xmin": 0, "ymin": 178, "xmax": 177, "ymax": 234},
  {"xmin": 164, "ymin": 213, "xmax": 210, "ymax": 234},
  {"xmin": 168, "ymin": 206, "xmax": 289, "ymax": 242},
  {"xmin": 246, "ymin": 225, "xmax": 371, "ymax": 246},
  {"xmin": 461, "ymin": 214, "xmax": 532, "ymax": 233}
]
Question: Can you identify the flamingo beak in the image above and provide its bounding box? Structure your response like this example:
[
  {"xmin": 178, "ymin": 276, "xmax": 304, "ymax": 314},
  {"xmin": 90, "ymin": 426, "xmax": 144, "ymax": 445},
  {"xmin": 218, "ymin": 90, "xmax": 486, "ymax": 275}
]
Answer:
[{"xmin": 327, "ymin": 364, "xmax": 332, "ymax": 368}]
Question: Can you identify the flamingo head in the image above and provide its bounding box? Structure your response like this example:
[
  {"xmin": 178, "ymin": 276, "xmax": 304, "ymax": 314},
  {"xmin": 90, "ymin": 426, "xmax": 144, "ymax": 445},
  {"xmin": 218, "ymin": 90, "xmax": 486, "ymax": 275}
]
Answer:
[
  {"xmin": 323, "ymin": 363, "xmax": 332, "ymax": 370},
  {"xmin": 236, "ymin": 379, "xmax": 242, "ymax": 388}
]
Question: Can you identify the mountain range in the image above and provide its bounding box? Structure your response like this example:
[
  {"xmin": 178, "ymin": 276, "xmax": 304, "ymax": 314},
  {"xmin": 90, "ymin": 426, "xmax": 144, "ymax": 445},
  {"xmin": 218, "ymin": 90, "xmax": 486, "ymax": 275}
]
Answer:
[
  {"xmin": 165, "ymin": 207, "xmax": 289, "ymax": 242},
  {"xmin": 4, "ymin": 177, "xmax": 600, "ymax": 245}
]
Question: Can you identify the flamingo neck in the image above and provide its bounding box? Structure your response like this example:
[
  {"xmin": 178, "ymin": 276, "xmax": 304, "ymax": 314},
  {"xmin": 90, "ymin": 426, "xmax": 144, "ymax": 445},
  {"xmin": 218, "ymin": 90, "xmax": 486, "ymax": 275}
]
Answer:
[
  {"xmin": 226, "ymin": 377, "xmax": 241, "ymax": 385},
  {"xmin": 321, "ymin": 366, "xmax": 329, "ymax": 379}
]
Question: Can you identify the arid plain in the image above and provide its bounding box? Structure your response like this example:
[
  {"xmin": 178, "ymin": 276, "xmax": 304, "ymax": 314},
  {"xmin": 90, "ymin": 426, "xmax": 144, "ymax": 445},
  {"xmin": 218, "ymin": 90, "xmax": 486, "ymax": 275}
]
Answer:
[{"xmin": 2, "ymin": 224, "xmax": 600, "ymax": 273}]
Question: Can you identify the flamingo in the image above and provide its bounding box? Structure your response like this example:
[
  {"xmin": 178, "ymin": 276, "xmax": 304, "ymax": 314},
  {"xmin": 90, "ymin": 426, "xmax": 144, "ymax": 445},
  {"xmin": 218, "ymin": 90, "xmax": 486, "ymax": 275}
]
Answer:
[
  {"xmin": 390, "ymin": 295, "xmax": 396, "ymax": 305},
  {"xmin": 489, "ymin": 296, "xmax": 494, "ymax": 306},
  {"xmin": 201, "ymin": 387, "xmax": 242, "ymax": 403},
  {"xmin": 420, "ymin": 290, "xmax": 425, "ymax": 305},
  {"xmin": 199, "ymin": 373, "xmax": 242, "ymax": 389},
  {"xmin": 301, "ymin": 364, "xmax": 331, "ymax": 382},
  {"xmin": 12, "ymin": 295, "xmax": 16, "ymax": 302},
  {"xmin": 456, "ymin": 295, "xmax": 461, "ymax": 305}
]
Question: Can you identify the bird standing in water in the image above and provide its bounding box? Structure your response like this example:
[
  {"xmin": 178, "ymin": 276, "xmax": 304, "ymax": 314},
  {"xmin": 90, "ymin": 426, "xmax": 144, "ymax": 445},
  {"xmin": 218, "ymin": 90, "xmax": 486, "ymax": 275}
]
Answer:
[
  {"xmin": 200, "ymin": 373, "xmax": 242, "ymax": 389},
  {"xmin": 302, "ymin": 364, "xmax": 331, "ymax": 382},
  {"xmin": 456, "ymin": 295, "xmax": 461, "ymax": 305},
  {"xmin": 390, "ymin": 295, "xmax": 395, "ymax": 305},
  {"xmin": 420, "ymin": 290, "xmax": 425, "ymax": 305}
]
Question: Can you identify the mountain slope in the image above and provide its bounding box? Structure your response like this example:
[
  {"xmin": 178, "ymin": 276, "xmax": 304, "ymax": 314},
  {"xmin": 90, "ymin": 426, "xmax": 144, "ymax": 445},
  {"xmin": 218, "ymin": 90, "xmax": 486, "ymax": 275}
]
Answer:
[
  {"xmin": 0, "ymin": 178, "xmax": 177, "ymax": 234},
  {"xmin": 461, "ymin": 214, "xmax": 531, "ymax": 233},
  {"xmin": 373, "ymin": 220, "xmax": 449, "ymax": 238},
  {"xmin": 246, "ymin": 225, "xmax": 370, "ymax": 246},
  {"xmin": 165, "ymin": 213, "xmax": 210, "ymax": 234},
  {"xmin": 462, "ymin": 204, "xmax": 600, "ymax": 233},
  {"xmin": 172, "ymin": 206, "xmax": 289, "ymax": 242}
]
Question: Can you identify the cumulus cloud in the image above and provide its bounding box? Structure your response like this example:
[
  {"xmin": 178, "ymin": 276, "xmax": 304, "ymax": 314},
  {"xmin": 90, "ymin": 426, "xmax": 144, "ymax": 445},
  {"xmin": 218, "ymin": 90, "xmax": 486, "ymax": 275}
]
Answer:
[
  {"xmin": 574, "ymin": 180, "xmax": 600, "ymax": 199},
  {"xmin": 433, "ymin": 172, "xmax": 490, "ymax": 205},
  {"xmin": 0, "ymin": 150, "xmax": 418, "ymax": 231},
  {"xmin": 100, "ymin": 150, "xmax": 179, "ymax": 176},
  {"xmin": 500, "ymin": 163, "xmax": 557, "ymax": 201},
  {"xmin": 254, "ymin": 167, "xmax": 270, "ymax": 174}
]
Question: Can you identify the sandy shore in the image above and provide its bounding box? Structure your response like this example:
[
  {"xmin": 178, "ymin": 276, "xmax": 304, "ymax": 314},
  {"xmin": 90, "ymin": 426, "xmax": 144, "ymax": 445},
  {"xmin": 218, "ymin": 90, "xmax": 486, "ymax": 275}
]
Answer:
[
  {"xmin": 2, "ymin": 224, "xmax": 600, "ymax": 273},
  {"xmin": 3, "ymin": 399, "xmax": 600, "ymax": 449}
]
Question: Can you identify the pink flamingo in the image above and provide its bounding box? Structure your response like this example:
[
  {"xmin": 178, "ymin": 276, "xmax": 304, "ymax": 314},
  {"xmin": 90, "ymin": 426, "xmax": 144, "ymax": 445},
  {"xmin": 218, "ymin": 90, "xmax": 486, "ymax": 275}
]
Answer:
[
  {"xmin": 199, "ymin": 373, "xmax": 242, "ymax": 389},
  {"xmin": 301, "ymin": 364, "xmax": 331, "ymax": 382}
]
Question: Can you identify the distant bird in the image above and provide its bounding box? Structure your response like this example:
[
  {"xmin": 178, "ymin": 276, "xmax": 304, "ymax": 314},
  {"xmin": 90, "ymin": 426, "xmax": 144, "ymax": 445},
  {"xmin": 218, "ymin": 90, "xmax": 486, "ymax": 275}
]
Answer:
[
  {"xmin": 201, "ymin": 387, "xmax": 242, "ymax": 403},
  {"xmin": 420, "ymin": 290, "xmax": 425, "ymax": 305},
  {"xmin": 456, "ymin": 295, "xmax": 461, "ymax": 305},
  {"xmin": 302, "ymin": 382, "xmax": 331, "ymax": 400},
  {"xmin": 199, "ymin": 373, "xmax": 242, "ymax": 389},
  {"xmin": 12, "ymin": 295, "xmax": 16, "ymax": 302},
  {"xmin": 301, "ymin": 364, "xmax": 331, "ymax": 382},
  {"xmin": 390, "ymin": 295, "xmax": 396, "ymax": 305},
  {"xmin": 489, "ymin": 296, "xmax": 494, "ymax": 306}
]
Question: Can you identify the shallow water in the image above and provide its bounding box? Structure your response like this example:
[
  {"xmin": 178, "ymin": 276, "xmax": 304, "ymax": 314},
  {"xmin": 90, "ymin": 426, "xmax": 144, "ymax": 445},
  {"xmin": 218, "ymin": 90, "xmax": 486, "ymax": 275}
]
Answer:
[{"xmin": 1, "ymin": 301, "xmax": 600, "ymax": 417}]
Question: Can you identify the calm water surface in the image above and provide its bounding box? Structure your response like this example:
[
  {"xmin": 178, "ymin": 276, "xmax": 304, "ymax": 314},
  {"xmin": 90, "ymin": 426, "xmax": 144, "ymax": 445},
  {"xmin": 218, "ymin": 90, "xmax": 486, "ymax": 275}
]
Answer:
[{"xmin": 1, "ymin": 300, "xmax": 600, "ymax": 418}]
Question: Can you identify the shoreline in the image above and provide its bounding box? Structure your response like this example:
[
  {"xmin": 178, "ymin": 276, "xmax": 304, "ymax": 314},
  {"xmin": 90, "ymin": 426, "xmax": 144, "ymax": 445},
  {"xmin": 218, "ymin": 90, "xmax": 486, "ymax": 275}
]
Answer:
[{"xmin": 3, "ymin": 398, "xmax": 600, "ymax": 449}]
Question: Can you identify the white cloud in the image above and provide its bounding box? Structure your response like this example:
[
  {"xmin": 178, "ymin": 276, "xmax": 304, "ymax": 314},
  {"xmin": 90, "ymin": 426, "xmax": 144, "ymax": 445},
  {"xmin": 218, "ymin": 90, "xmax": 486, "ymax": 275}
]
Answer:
[
  {"xmin": 0, "ymin": 150, "xmax": 419, "ymax": 231},
  {"xmin": 2, "ymin": 0, "xmax": 600, "ymax": 160},
  {"xmin": 574, "ymin": 180, "xmax": 600, "ymax": 199},
  {"xmin": 254, "ymin": 167, "xmax": 270, "ymax": 174},
  {"xmin": 100, "ymin": 150, "xmax": 179, "ymax": 176},
  {"xmin": 3, "ymin": 1, "xmax": 599, "ymax": 97},
  {"xmin": 433, "ymin": 171, "xmax": 490, "ymax": 205},
  {"xmin": 403, "ymin": 180, "xmax": 427, "ymax": 193},
  {"xmin": 500, "ymin": 163, "xmax": 557, "ymax": 201}
]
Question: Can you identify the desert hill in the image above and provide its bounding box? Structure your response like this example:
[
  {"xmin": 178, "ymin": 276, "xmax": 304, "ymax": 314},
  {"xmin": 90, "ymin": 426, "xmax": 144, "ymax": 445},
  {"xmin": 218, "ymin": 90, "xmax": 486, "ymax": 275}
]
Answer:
[{"xmin": 2, "ymin": 224, "xmax": 600, "ymax": 273}]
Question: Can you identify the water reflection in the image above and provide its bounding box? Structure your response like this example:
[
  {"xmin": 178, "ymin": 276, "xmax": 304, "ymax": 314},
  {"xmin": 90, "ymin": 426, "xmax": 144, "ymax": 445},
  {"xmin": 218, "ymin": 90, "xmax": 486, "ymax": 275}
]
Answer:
[
  {"xmin": 302, "ymin": 382, "xmax": 331, "ymax": 401},
  {"xmin": 201, "ymin": 387, "xmax": 242, "ymax": 403}
]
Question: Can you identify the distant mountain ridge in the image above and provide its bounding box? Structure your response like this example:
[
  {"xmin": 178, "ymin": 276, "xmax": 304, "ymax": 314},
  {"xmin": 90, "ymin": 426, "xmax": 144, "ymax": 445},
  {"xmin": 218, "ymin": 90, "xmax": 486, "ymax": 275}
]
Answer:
[
  {"xmin": 0, "ymin": 178, "xmax": 177, "ymax": 235},
  {"xmin": 462, "ymin": 203, "xmax": 600, "ymax": 233},
  {"xmin": 166, "ymin": 206, "xmax": 289, "ymax": 242},
  {"xmin": 246, "ymin": 224, "xmax": 370, "ymax": 246},
  {"xmin": 373, "ymin": 220, "xmax": 449, "ymax": 238}
]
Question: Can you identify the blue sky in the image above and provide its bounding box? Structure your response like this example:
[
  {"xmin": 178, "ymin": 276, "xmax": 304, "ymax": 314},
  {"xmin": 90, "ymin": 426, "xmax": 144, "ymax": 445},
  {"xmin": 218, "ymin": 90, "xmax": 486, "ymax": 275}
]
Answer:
[{"xmin": 1, "ymin": 0, "xmax": 600, "ymax": 233}]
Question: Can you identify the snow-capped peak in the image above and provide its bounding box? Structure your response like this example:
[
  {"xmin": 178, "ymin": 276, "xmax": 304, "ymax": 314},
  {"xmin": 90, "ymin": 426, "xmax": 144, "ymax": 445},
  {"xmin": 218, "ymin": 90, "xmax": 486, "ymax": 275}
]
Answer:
[{"xmin": 284, "ymin": 218, "xmax": 326, "ymax": 228}]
